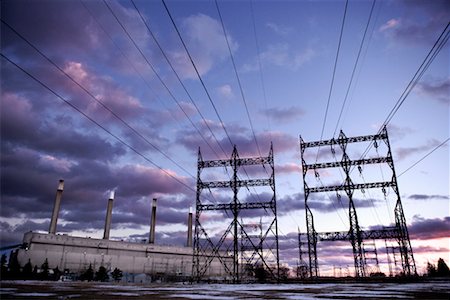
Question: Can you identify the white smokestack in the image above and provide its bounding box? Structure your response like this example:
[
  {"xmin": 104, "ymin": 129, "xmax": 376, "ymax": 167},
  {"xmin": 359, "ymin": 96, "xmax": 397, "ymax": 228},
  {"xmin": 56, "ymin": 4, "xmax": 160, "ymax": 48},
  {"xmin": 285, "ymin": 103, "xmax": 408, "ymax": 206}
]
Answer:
[
  {"xmin": 49, "ymin": 179, "xmax": 64, "ymax": 234},
  {"xmin": 103, "ymin": 190, "xmax": 115, "ymax": 240}
]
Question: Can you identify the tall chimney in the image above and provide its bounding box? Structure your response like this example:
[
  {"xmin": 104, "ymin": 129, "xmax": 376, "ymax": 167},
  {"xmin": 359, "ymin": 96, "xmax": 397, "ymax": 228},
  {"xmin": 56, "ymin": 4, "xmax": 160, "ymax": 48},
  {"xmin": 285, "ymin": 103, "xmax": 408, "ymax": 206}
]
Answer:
[
  {"xmin": 149, "ymin": 198, "xmax": 157, "ymax": 244},
  {"xmin": 187, "ymin": 207, "xmax": 193, "ymax": 248},
  {"xmin": 49, "ymin": 179, "xmax": 64, "ymax": 234},
  {"xmin": 103, "ymin": 191, "xmax": 115, "ymax": 239}
]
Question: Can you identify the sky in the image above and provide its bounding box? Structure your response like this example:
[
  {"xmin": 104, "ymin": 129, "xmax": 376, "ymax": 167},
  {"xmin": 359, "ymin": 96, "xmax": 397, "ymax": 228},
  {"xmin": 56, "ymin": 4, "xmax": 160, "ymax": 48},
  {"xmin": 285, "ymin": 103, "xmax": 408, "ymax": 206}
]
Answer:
[{"xmin": 1, "ymin": 0, "xmax": 449, "ymax": 276}]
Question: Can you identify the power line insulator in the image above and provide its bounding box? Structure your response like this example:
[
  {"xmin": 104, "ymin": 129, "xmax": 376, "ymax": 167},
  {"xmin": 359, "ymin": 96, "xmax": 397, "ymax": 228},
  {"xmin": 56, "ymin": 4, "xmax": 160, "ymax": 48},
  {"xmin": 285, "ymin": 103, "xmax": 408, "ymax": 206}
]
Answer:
[{"xmin": 314, "ymin": 169, "xmax": 320, "ymax": 178}]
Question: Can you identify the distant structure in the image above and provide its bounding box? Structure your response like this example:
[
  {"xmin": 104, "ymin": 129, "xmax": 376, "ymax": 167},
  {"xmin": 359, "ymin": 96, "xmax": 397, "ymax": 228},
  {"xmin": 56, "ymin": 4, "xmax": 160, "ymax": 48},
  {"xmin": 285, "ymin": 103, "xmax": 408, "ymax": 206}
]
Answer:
[
  {"xmin": 299, "ymin": 126, "xmax": 416, "ymax": 277},
  {"xmin": 193, "ymin": 144, "xmax": 280, "ymax": 283},
  {"xmin": 15, "ymin": 180, "xmax": 227, "ymax": 281}
]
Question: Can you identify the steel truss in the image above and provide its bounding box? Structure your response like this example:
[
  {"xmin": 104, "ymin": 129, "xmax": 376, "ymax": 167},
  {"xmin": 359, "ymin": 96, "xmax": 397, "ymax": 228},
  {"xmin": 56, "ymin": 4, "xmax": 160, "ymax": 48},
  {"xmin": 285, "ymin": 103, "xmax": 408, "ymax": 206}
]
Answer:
[
  {"xmin": 299, "ymin": 126, "xmax": 416, "ymax": 278},
  {"xmin": 193, "ymin": 144, "xmax": 279, "ymax": 283}
]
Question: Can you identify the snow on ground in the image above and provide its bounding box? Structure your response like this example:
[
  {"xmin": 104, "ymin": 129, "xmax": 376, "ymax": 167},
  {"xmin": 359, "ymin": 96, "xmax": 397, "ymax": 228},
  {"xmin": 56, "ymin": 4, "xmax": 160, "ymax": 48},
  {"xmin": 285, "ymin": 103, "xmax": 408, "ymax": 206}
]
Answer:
[{"xmin": 0, "ymin": 280, "xmax": 449, "ymax": 299}]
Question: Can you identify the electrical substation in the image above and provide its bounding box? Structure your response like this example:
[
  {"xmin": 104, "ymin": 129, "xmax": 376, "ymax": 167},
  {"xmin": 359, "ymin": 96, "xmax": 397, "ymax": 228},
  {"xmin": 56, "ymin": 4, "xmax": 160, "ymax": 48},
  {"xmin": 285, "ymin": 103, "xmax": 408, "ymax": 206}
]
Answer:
[
  {"xmin": 12, "ymin": 127, "xmax": 419, "ymax": 282},
  {"xmin": 193, "ymin": 144, "xmax": 279, "ymax": 283},
  {"xmin": 299, "ymin": 126, "xmax": 416, "ymax": 278}
]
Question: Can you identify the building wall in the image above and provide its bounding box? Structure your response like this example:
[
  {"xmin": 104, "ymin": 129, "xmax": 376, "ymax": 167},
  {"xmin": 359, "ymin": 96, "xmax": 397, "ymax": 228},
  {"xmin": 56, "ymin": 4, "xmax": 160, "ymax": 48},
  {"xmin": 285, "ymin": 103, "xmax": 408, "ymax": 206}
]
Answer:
[{"xmin": 17, "ymin": 232, "xmax": 229, "ymax": 278}]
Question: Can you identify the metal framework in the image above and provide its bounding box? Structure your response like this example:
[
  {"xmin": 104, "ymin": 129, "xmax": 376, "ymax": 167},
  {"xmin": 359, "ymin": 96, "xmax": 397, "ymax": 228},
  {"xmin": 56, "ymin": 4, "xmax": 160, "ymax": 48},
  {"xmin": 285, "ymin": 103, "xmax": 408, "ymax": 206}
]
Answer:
[
  {"xmin": 299, "ymin": 127, "xmax": 416, "ymax": 278},
  {"xmin": 297, "ymin": 227, "xmax": 308, "ymax": 278},
  {"xmin": 193, "ymin": 144, "xmax": 279, "ymax": 283},
  {"xmin": 240, "ymin": 221, "xmax": 262, "ymax": 278}
]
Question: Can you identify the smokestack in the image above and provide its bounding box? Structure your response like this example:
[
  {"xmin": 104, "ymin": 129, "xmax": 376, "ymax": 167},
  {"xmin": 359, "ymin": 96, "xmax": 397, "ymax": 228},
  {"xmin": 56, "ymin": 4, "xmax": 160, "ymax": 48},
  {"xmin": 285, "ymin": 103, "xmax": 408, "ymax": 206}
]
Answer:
[
  {"xmin": 103, "ymin": 191, "xmax": 115, "ymax": 239},
  {"xmin": 187, "ymin": 207, "xmax": 193, "ymax": 247},
  {"xmin": 49, "ymin": 179, "xmax": 64, "ymax": 234},
  {"xmin": 149, "ymin": 198, "xmax": 157, "ymax": 244}
]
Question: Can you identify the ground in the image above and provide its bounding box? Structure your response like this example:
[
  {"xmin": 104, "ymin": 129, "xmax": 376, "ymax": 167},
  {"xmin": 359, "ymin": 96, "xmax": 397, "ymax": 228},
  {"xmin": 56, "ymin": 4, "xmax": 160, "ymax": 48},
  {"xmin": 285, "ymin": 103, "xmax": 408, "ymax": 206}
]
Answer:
[{"xmin": 1, "ymin": 279, "xmax": 449, "ymax": 299}]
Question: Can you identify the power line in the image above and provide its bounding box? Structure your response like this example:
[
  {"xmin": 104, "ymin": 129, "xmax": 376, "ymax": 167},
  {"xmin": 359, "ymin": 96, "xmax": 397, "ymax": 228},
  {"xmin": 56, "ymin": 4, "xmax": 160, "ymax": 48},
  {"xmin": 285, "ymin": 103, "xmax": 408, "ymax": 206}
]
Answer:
[
  {"xmin": 160, "ymin": 0, "xmax": 265, "ymax": 204},
  {"xmin": 130, "ymin": 0, "xmax": 229, "ymax": 158},
  {"xmin": 161, "ymin": 0, "xmax": 234, "ymax": 148},
  {"xmin": 356, "ymin": 22, "xmax": 449, "ymax": 164},
  {"xmin": 333, "ymin": 0, "xmax": 377, "ymax": 137},
  {"xmin": 249, "ymin": 0, "xmax": 271, "ymax": 135},
  {"xmin": 382, "ymin": 23, "xmax": 449, "ymax": 130},
  {"xmin": 102, "ymin": 0, "xmax": 221, "ymax": 159},
  {"xmin": 80, "ymin": 0, "xmax": 184, "ymax": 133},
  {"xmin": 316, "ymin": 0, "xmax": 349, "ymax": 162},
  {"xmin": 215, "ymin": 0, "xmax": 262, "ymax": 158},
  {"xmin": 398, "ymin": 138, "xmax": 449, "ymax": 178},
  {"xmin": 1, "ymin": 53, "xmax": 198, "ymax": 196},
  {"xmin": 0, "ymin": 18, "xmax": 195, "ymax": 180},
  {"xmin": 213, "ymin": 0, "xmax": 271, "ymax": 204}
]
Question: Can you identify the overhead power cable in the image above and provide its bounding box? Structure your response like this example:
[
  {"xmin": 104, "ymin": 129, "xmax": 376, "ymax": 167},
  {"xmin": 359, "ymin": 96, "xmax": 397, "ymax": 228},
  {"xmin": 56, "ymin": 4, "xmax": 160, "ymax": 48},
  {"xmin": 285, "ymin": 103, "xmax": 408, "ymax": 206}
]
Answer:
[
  {"xmin": 398, "ymin": 138, "xmax": 449, "ymax": 177},
  {"xmin": 1, "ymin": 53, "xmax": 198, "ymax": 196},
  {"xmin": 160, "ymin": 0, "xmax": 265, "ymax": 204},
  {"xmin": 381, "ymin": 23, "xmax": 449, "ymax": 131},
  {"xmin": 356, "ymin": 22, "xmax": 449, "ymax": 164},
  {"xmin": 333, "ymin": 0, "xmax": 377, "ymax": 137},
  {"xmin": 316, "ymin": 0, "xmax": 349, "ymax": 162},
  {"xmin": 161, "ymin": 0, "xmax": 234, "ymax": 148},
  {"xmin": 215, "ymin": 0, "xmax": 262, "ymax": 158},
  {"xmin": 249, "ymin": 0, "xmax": 271, "ymax": 135},
  {"xmin": 131, "ymin": 0, "xmax": 228, "ymax": 158},
  {"xmin": 102, "ymin": 0, "xmax": 221, "ymax": 159},
  {"xmin": 80, "ymin": 0, "xmax": 184, "ymax": 132},
  {"xmin": 0, "ymin": 18, "xmax": 195, "ymax": 180}
]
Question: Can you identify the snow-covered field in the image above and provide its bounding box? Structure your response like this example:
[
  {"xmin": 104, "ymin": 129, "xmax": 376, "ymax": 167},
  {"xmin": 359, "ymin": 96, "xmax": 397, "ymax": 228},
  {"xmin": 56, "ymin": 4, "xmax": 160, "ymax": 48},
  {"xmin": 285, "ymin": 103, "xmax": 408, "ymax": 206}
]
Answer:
[{"xmin": 1, "ymin": 280, "xmax": 449, "ymax": 299}]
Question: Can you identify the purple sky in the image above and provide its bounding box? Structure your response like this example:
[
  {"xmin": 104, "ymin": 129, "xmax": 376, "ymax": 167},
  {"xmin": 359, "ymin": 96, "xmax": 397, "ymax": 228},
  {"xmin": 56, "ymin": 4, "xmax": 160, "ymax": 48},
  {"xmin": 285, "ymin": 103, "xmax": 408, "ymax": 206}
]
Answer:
[{"xmin": 1, "ymin": 0, "xmax": 449, "ymax": 275}]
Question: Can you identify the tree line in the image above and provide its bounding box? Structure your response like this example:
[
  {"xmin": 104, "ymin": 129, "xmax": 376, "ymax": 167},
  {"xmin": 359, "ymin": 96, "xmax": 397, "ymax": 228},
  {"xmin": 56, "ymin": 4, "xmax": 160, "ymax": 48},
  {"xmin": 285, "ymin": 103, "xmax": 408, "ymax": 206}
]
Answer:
[{"xmin": 0, "ymin": 250, "xmax": 123, "ymax": 282}]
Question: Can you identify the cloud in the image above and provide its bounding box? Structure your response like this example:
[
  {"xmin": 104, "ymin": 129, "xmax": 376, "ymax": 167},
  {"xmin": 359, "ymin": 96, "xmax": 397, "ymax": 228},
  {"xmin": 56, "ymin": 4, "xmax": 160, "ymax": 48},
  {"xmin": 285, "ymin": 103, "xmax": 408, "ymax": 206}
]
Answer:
[
  {"xmin": 217, "ymin": 84, "xmax": 234, "ymax": 100},
  {"xmin": 277, "ymin": 192, "xmax": 382, "ymax": 216},
  {"xmin": 408, "ymin": 194, "xmax": 449, "ymax": 201},
  {"xmin": 385, "ymin": 124, "xmax": 415, "ymax": 140},
  {"xmin": 277, "ymin": 163, "xmax": 302, "ymax": 175},
  {"xmin": 379, "ymin": 1, "xmax": 450, "ymax": 44},
  {"xmin": 242, "ymin": 44, "xmax": 316, "ymax": 72},
  {"xmin": 408, "ymin": 216, "xmax": 450, "ymax": 240},
  {"xmin": 261, "ymin": 106, "xmax": 305, "ymax": 123},
  {"xmin": 379, "ymin": 19, "xmax": 401, "ymax": 32},
  {"xmin": 169, "ymin": 13, "xmax": 238, "ymax": 79},
  {"xmin": 176, "ymin": 118, "xmax": 297, "ymax": 158},
  {"xmin": 395, "ymin": 139, "xmax": 442, "ymax": 160},
  {"xmin": 262, "ymin": 44, "xmax": 315, "ymax": 70},
  {"xmin": 266, "ymin": 22, "xmax": 293, "ymax": 36},
  {"xmin": 0, "ymin": 92, "xmax": 127, "ymax": 163},
  {"xmin": 416, "ymin": 78, "xmax": 450, "ymax": 105}
]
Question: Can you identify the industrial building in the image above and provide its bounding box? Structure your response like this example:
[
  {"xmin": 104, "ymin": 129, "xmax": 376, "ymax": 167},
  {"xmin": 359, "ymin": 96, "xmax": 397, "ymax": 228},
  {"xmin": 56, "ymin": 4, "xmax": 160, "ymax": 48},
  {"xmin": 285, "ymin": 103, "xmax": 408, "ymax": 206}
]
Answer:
[{"xmin": 16, "ymin": 180, "xmax": 229, "ymax": 281}]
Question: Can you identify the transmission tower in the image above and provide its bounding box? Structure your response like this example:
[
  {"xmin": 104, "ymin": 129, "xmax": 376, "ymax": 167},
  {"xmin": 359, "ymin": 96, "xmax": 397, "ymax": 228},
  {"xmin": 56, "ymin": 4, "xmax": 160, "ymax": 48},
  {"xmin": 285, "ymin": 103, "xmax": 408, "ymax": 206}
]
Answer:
[
  {"xmin": 193, "ymin": 144, "xmax": 279, "ymax": 283},
  {"xmin": 363, "ymin": 240, "xmax": 380, "ymax": 275},
  {"xmin": 299, "ymin": 126, "xmax": 416, "ymax": 278},
  {"xmin": 297, "ymin": 227, "xmax": 308, "ymax": 279},
  {"xmin": 240, "ymin": 220, "xmax": 262, "ymax": 280}
]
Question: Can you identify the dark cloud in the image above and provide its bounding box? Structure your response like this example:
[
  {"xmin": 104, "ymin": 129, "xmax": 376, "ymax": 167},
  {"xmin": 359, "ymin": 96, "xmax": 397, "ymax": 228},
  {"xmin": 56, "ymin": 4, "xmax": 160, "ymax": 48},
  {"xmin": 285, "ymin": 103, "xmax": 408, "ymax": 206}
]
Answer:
[
  {"xmin": 260, "ymin": 106, "xmax": 305, "ymax": 123},
  {"xmin": 276, "ymin": 163, "xmax": 301, "ymax": 175},
  {"xmin": 385, "ymin": 124, "xmax": 415, "ymax": 141},
  {"xmin": 277, "ymin": 193, "xmax": 381, "ymax": 216},
  {"xmin": 408, "ymin": 194, "xmax": 449, "ymax": 201},
  {"xmin": 408, "ymin": 216, "xmax": 450, "ymax": 240},
  {"xmin": 380, "ymin": 0, "xmax": 450, "ymax": 45},
  {"xmin": 416, "ymin": 78, "xmax": 450, "ymax": 105},
  {"xmin": 395, "ymin": 139, "xmax": 441, "ymax": 160},
  {"xmin": 177, "ymin": 122, "xmax": 297, "ymax": 159}
]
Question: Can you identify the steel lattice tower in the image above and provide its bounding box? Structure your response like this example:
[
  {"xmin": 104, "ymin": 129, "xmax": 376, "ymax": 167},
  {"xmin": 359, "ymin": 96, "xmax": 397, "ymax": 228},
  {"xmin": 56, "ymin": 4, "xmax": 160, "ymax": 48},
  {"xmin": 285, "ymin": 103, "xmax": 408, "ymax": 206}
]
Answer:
[
  {"xmin": 299, "ymin": 126, "xmax": 416, "ymax": 278},
  {"xmin": 193, "ymin": 144, "xmax": 279, "ymax": 283}
]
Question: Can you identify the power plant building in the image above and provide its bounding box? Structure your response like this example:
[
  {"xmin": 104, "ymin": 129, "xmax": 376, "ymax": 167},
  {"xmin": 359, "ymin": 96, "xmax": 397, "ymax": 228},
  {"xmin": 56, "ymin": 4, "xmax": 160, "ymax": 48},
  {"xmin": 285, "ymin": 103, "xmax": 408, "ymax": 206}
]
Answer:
[{"xmin": 16, "ymin": 180, "xmax": 229, "ymax": 280}]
